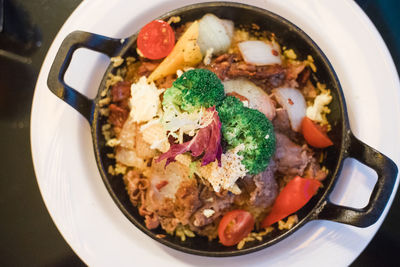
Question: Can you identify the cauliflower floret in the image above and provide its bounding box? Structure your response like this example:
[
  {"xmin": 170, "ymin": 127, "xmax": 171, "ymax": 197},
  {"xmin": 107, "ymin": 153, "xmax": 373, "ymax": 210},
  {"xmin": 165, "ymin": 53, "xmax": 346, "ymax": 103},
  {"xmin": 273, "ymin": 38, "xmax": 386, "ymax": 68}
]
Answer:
[
  {"xmin": 306, "ymin": 91, "xmax": 332, "ymax": 124},
  {"xmin": 130, "ymin": 76, "xmax": 164, "ymax": 122}
]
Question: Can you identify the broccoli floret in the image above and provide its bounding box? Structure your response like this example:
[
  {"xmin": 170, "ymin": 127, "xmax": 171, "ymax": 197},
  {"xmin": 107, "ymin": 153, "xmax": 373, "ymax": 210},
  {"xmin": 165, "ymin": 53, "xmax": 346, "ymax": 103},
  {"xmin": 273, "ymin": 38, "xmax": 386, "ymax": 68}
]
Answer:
[
  {"xmin": 162, "ymin": 86, "xmax": 183, "ymax": 112},
  {"xmin": 217, "ymin": 96, "xmax": 276, "ymax": 174},
  {"xmin": 170, "ymin": 69, "xmax": 225, "ymax": 111}
]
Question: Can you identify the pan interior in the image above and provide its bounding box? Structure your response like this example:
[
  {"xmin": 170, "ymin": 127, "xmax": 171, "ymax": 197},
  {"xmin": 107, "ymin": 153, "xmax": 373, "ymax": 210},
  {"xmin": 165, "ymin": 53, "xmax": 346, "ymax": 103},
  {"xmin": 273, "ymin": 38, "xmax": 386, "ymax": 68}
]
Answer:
[{"xmin": 93, "ymin": 2, "xmax": 346, "ymax": 256}]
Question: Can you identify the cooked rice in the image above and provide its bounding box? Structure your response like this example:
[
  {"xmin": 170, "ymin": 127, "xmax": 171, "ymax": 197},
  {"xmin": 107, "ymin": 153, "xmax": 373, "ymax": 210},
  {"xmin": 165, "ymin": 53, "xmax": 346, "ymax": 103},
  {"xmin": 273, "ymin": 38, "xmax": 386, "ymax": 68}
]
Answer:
[
  {"xmin": 278, "ymin": 215, "xmax": 299, "ymax": 230},
  {"xmin": 111, "ymin": 56, "xmax": 124, "ymax": 67}
]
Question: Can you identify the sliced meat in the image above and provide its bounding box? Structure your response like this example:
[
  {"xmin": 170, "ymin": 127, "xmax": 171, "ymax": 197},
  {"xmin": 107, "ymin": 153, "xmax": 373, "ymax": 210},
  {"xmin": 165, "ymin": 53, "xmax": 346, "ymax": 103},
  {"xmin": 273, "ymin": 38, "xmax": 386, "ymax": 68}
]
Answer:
[
  {"xmin": 207, "ymin": 53, "xmax": 237, "ymax": 80},
  {"xmin": 228, "ymin": 63, "xmax": 286, "ymax": 89},
  {"xmin": 303, "ymin": 157, "xmax": 328, "ymax": 181},
  {"xmin": 155, "ymin": 74, "xmax": 176, "ymax": 89},
  {"xmin": 302, "ymin": 80, "xmax": 318, "ymax": 101},
  {"xmin": 144, "ymin": 213, "xmax": 160, "ymax": 229},
  {"xmin": 207, "ymin": 53, "xmax": 286, "ymax": 90},
  {"xmin": 174, "ymin": 180, "xmax": 202, "ymax": 225},
  {"xmin": 236, "ymin": 161, "xmax": 278, "ymax": 210},
  {"xmin": 273, "ymin": 108, "xmax": 291, "ymax": 134},
  {"xmin": 111, "ymin": 81, "xmax": 131, "ymax": 102},
  {"xmin": 274, "ymin": 132, "xmax": 312, "ymax": 176},
  {"xmin": 272, "ymin": 108, "xmax": 300, "ymax": 141},
  {"xmin": 137, "ymin": 61, "xmax": 160, "ymax": 77},
  {"xmin": 249, "ymin": 161, "xmax": 278, "ymax": 208},
  {"xmin": 285, "ymin": 61, "xmax": 306, "ymax": 81},
  {"xmin": 123, "ymin": 170, "xmax": 149, "ymax": 206},
  {"xmin": 108, "ymin": 103, "xmax": 129, "ymax": 128},
  {"xmin": 297, "ymin": 67, "xmax": 311, "ymax": 88},
  {"xmin": 140, "ymin": 161, "xmax": 196, "ymax": 232},
  {"xmin": 190, "ymin": 187, "xmax": 234, "ymax": 228}
]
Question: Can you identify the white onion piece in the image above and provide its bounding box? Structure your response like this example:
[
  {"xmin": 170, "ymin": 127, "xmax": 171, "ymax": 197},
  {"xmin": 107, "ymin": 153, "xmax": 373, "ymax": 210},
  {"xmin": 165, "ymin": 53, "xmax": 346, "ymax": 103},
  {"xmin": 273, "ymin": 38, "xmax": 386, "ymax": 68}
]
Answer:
[
  {"xmin": 221, "ymin": 19, "xmax": 234, "ymax": 39},
  {"xmin": 197, "ymin": 14, "xmax": 233, "ymax": 55},
  {"xmin": 273, "ymin": 87, "xmax": 306, "ymax": 132},
  {"xmin": 238, "ymin": 40, "xmax": 282, "ymax": 66},
  {"xmin": 223, "ymin": 78, "xmax": 276, "ymax": 120}
]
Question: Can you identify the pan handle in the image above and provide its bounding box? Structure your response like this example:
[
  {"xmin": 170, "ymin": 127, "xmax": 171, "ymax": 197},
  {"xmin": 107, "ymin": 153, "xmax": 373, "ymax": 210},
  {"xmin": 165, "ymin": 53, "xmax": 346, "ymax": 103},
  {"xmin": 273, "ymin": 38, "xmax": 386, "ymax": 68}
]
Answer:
[
  {"xmin": 47, "ymin": 31, "xmax": 123, "ymax": 123},
  {"xmin": 316, "ymin": 132, "xmax": 398, "ymax": 227}
]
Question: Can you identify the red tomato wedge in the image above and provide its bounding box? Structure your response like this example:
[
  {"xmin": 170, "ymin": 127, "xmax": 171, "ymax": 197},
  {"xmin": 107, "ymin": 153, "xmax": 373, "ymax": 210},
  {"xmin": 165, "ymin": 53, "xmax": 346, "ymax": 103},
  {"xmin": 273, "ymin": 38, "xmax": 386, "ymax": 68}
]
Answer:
[
  {"xmin": 137, "ymin": 20, "xmax": 175, "ymax": 60},
  {"xmin": 261, "ymin": 176, "xmax": 322, "ymax": 228},
  {"xmin": 218, "ymin": 210, "xmax": 255, "ymax": 246},
  {"xmin": 301, "ymin": 117, "xmax": 333, "ymax": 148}
]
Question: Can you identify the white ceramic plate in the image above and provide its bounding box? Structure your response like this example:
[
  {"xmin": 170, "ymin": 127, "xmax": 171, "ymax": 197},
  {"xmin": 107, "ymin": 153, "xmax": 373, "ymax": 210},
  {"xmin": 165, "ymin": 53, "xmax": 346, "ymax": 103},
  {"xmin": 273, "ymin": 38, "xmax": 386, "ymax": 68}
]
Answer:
[{"xmin": 31, "ymin": 0, "xmax": 400, "ymax": 266}]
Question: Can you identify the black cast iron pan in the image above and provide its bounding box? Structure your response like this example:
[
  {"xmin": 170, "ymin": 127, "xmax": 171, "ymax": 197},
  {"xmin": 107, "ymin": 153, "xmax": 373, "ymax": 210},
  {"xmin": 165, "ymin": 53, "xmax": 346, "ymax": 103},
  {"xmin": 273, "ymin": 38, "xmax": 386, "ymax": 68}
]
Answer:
[{"xmin": 46, "ymin": 2, "xmax": 398, "ymax": 257}]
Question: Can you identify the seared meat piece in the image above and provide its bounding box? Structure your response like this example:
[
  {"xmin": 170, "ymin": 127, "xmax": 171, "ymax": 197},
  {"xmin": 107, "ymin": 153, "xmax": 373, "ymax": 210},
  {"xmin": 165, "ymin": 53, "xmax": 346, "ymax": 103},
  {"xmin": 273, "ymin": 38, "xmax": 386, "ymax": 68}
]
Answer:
[
  {"xmin": 273, "ymin": 108, "xmax": 291, "ymax": 134},
  {"xmin": 274, "ymin": 132, "xmax": 312, "ymax": 176},
  {"xmin": 137, "ymin": 61, "xmax": 160, "ymax": 77},
  {"xmin": 111, "ymin": 81, "xmax": 131, "ymax": 102},
  {"xmin": 285, "ymin": 61, "xmax": 306, "ymax": 81},
  {"xmin": 190, "ymin": 186, "xmax": 234, "ymax": 228},
  {"xmin": 108, "ymin": 103, "xmax": 129, "ymax": 128},
  {"xmin": 174, "ymin": 180, "xmax": 202, "ymax": 225},
  {"xmin": 303, "ymin": 157, "xmax": 328, "ymax": 181},
  {"xmin": 207, "ymin": 53, "xmax": 287, "ymax": 90},
  {"xmin": 249, "ymin": 161, "xmax": 278, "ymax": 208},
  {"xmin": 237, "ymin": 161, "xmax": 278, "ymax": 210}
]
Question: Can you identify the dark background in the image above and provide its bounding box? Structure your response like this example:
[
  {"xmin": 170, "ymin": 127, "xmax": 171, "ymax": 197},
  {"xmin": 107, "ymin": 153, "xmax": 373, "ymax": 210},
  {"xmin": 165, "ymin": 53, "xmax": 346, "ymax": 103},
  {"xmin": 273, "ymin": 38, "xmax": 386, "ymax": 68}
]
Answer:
[{"xmin": 0, "ymin": 0, "xmax": 398, "ymax": 266}]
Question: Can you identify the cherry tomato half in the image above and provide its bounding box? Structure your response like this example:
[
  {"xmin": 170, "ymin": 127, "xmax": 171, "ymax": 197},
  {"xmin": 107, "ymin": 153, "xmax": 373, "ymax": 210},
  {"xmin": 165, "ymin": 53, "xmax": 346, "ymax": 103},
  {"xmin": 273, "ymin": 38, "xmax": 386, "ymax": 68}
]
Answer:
[
  {"xmin": 137, "ymin": 20, "xmax": 175, "ymax": 60},
  {"xmin": 301, "ymin": 117, "xmax": 333, "ymax": 148},
  {"xmin": 261, "ymin": 176, "xmax": 322, "ymax": 228},
  {"xmin": 218, "ymin": 210, "xmax": 255, "ymax": 246}
]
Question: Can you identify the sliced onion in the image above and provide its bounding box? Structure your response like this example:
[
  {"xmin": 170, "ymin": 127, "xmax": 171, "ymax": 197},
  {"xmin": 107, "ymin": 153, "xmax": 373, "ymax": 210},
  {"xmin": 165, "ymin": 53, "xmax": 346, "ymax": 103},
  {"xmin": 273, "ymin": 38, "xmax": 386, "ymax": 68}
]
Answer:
[
  {"xmin": 238, "ymin": 40, "xmax": 282, "ymax": 66},
  {"xmin": 220, "ymin": 19, "xmax": 234, "ymax": 39},
  {"xmin": 197, "ymin": 14, "xmax": 233, "ymax": 55},
  {"xmin": 273, "ymin": 87, "xmax": 306, "ymax": 132},
  {"xmin": 223, "ymin": 78, "xmax": 276, "ymax": 120}
]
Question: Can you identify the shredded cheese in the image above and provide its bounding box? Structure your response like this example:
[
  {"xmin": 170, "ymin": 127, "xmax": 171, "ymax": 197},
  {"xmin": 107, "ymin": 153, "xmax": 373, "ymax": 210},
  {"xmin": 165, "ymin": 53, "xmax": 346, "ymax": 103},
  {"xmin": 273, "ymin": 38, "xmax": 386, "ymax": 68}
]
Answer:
[
  {"xmin": 197, "ymin": 144, "xmax": 247, "ymax": 193},
  {"xmin": 130, "ymin": 76, "xmax": 164, "ymax": 123}
]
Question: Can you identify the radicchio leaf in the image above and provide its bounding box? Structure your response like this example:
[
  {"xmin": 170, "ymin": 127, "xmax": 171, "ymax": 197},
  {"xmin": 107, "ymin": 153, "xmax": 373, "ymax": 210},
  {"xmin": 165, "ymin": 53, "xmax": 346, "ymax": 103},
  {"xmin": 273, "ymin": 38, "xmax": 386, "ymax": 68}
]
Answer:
[{"xmin": 156, "ymin": 106, "xmax": 222, "ymax": 167}]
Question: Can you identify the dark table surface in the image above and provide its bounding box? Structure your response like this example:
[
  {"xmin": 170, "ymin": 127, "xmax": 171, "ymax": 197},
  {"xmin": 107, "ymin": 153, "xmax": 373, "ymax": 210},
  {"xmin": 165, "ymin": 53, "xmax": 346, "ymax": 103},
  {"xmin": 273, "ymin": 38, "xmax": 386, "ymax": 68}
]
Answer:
[{"xmin": 0, "ymin": 0, "xmax": 399, "ymax": 266}]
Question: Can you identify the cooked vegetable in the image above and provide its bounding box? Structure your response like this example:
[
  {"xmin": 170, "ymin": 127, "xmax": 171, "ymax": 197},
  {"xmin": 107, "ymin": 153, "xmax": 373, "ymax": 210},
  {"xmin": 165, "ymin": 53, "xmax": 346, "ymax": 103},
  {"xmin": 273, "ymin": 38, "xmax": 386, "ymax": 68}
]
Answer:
[
  {"xmin": 161, "ymin": 69, "xmax": 225, "ymax": 140},
  {"xmin": 261, "ymin": 176, "xmax": 322, "ymax": 228},
  {"xmin": 165, "ymin": 69, "xmax": 224, "ymax": 111},
  {"xmin": 301, "ymin": 117, "xmax": 333, "ymax": 148},
  {"xmin": 218, "ymin": 210, "xmax": 255, "ymax": 246},
  {"xmin": 274, "ymin": 87, "xmax": 307, "ymax": 132},
  {"xmin": 197, "ymin": 13, "xmax": 233, "ymax": 55},
  {"xmin": 156, "ymin": 106, "xmax": 222, "ymax": 166},
  {"xmin": 148, "ymin": 21, "xmax": 202, "ymax": 82},
  {"xmin": 172, "ymin": 69, "xmax": 225, "ymax": 111},
  {"xmin": 137, "ymin": 20, "xmax": 175, "ymax": 60},
  {"xmin": 223, "ymin": 78, "xmax": 276, "ymax": 120},
  {"xmin": 217, "ymin": 96, "xmax": 275, "ymax": 174},
  {"xmin": 238, "ymin": 40, "xmax": 281, "ymax": 66}
]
